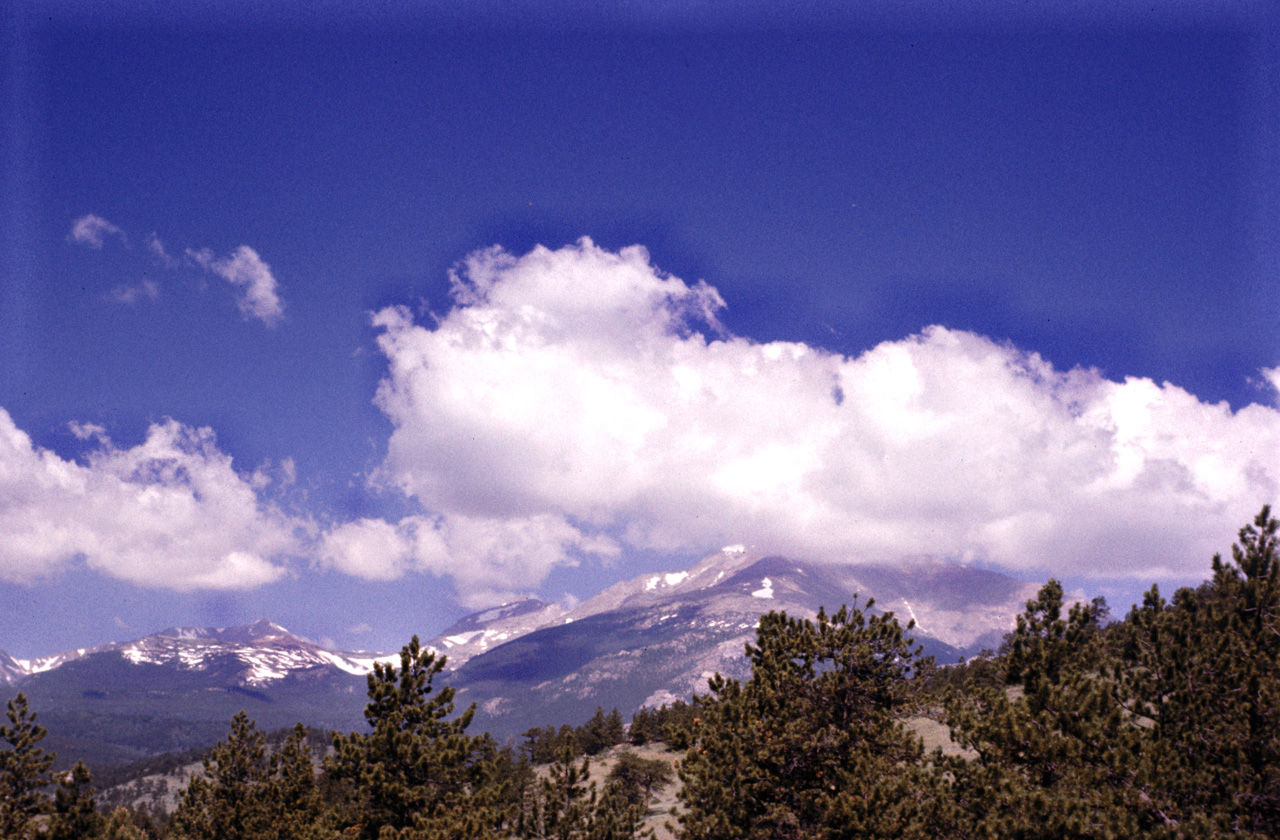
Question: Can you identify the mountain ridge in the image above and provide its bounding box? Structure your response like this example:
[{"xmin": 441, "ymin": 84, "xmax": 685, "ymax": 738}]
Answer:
[{"xmin": 2, "ymin": 549, "xmax": 1040, "ymax": 765}]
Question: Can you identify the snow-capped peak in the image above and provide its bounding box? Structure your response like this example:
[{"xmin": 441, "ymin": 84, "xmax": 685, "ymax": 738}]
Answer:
[{"xmin": 0, "ymin": 620, "xmax": 400, "ymax": 688}]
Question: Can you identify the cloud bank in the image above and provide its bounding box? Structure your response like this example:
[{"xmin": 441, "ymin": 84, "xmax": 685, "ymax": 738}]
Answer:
[
  {"xmin": 349, "ymin": 238, "xmax": 1279, "ymax": 604},
  {"xmin": 0, "ymin": 410, "xmax": 304, "ymax": 590}
]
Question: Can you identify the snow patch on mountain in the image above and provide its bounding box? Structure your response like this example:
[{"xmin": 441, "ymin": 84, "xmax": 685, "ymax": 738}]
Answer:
[
  {"xmin": 2, "ymin": 620, "xmax": 405, "ymax": 688},
  {"xmin": 645, "ymin": 571, "xmax": 690, "ymax": 591}
]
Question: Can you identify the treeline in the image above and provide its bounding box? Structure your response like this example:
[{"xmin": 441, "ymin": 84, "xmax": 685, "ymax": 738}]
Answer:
[
  {"xmin": 0, "ymin": 643, "xmax": 678, "ymax": 839},
  {"xmin": 521, "ymin": 700, "xmax": 697, "ymax": 763},
  {"xmin": 1, "ymin": 507, "xmax": 1276, "ymax": 839}
]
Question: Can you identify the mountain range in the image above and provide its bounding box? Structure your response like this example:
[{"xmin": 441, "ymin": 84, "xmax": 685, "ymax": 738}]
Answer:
[{"xmin": 2, "ymin": 547, "xmax": 1040, "ymax": 768}]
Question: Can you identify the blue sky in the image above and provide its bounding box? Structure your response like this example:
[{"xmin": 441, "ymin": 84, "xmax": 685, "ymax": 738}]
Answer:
[{"xmin": 2, "ymin": 0, "xmax": 1277, "ymax": 657}]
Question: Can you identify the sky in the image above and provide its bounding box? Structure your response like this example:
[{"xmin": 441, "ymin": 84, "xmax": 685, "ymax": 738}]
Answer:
[{"xmin": 1, "ymin": 0, "xmax": 1278, "ymax": 658}]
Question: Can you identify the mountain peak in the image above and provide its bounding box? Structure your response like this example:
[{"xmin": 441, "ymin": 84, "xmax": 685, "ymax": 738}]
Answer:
[{"xmin": 149, "ymin": 619, "xmax": 301, "ymax": 646}]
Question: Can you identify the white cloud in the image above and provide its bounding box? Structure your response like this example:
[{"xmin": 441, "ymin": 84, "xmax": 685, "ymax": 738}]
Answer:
[
  {"xmin": 70, "ymin": 221, "xmax": 282, "ymax": 326},
  {"xmin": 319, "ymin": 512, "xmax": 617, "ymax": 607},
  {"xmin": 1260, "ymin": 366, "xmax": 1280, "ymax": 406},
  {"xmin": 361, "ymin": 238, "xmax": 1280, "ymax": 599},
  {"xmin": 147, "ymin": 232, "xmax": 180, "ymax": 268},
  {"xmin": 187, "ymin": 245, "xmax": 285, "ymax": 327},
  {"xmin": 109, "ymin": 278, "xmax": 160, "ymax": 305},
  {"xmin": 0, "ymin": 409, "xmax": 305, "ymax": 590},
  {"xmin": 320, "ymin": 517, "xmax": 422, "ymax": 582},
  {"xmin": 68, "ymin": 214, "xmax": 127, "ymax": 249}
]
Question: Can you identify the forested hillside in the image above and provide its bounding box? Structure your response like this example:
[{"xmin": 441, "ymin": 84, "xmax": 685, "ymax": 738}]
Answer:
[{"xmin": 2, "ymin": 508, "xmax": 1276, "ymax": 839}]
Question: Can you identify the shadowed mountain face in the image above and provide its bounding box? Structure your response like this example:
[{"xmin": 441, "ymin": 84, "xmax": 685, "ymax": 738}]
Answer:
[{"xmin": 3, "ymin": 550, "xmax": 1038, "ymax": 765}]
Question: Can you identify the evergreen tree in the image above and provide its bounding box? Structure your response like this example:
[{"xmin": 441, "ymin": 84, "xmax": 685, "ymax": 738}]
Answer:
[
  {"xmin": 169, "ymin": 711, "xmax": 278, "ymax": 840},
  {"xmin": 941, "ymin": 507, "xmax": 1280, "ymax": 840},
  {"xmin": 48, "ymin": 760, "xmax": 106, "ymax": 840},
  {"xmin": 1116, "ymin": 506, "xmax": 1280, "ymax": 836},
  {"xmin": 652, "ymin": 700, "xmax": 699, "ymax": 750},
  {"xmin": 627, "ymin": 708, "xmax": 656, "ymax": 746},
  {"xmin": 579, "ymin": 707, "xmax": 626, "ymax": 756},
  {"xmin": 943, "ymin": 580, "xmax": 1153, "ymax": 838},
  {"xmin": 604, "ymin": 751, "xmax": 672, "ymax": 810},
  {"xmin": 519, "ymin": 735, "xmax": 647, "ymax": 840},
  {"xmin": 530, "ymin": 735, "xmax": 595, "ymax": 840},
  {"xmin": 0, "ymin": 692, "xmax": 55, "ymax": 840},
  {"xmin": 268, "ymin": 724, "xmax": 329, "ymax": 840},
  {"xmin": 326, "ymin": 635, "xmax": 507, "ymax": 840},
  {"xmin": 602, "ymin": 708, "xmax": 625, "ymax": 753},
  {"xmin": 523, "ymin": 726, "xmax": 560, "ymax": 764},
  {"xmin": 101, "ymin": 808, "xmax": 146, "ymax": 840},
  {"xmin": 676, "ymin": 599, "xmax": 948, "ymax": 840}
]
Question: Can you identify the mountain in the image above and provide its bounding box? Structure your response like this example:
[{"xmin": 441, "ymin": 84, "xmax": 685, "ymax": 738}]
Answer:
[
  {"xmin": 444, "ymin": 548, "xmax": 1040, "ymax": 740},
  {"xmin": 426, "ymin": 598, "xmax": 565, "ymax": 669},
  {"xmin": 2, "ymin": 550, "xmax": 1039, "ymax": 766},
  {"xmin": 0, "ymin": 649, "xmax": 26, "ymax": 684},
  {"xmin": 0, "ymin": 646, "xmax": 92, "ymax": 685},
  {"xmin": 0, "ymin": 619, "xmax": 395, "ymax": 687},
  {"xmin": 0, "ymin": 620, "xmax": 391, "ymax": 769}
]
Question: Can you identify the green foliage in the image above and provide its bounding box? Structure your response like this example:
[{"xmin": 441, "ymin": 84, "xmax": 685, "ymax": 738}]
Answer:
[
  {"xmin": 943, "ymin": 579, "xmax": 1154, "ymax": 838},
  {"xmin": 579, "ymin": 707, "xmax": 626, "ymax": 757},
  {"xmin": 676, "ymin": 599, "xmax": 949, "ymax": 840},
  {"xmin": 628, "ymin": 699, "xmax": 699, "ymax": 750},
  {"xmin": 625, "ymin": 708, "xmax": 658, "ymax": 746},
  {"xmin": 169, "ymin": 711, "xmax": 324, "ymax": 840},
  {"xmin": 326, "ymin": 635, "xmax": 506, "ymax": 840},
  {"xmin": 525, "ymin": 708, "xmax": 628, "ymax": 765},
  {"xmin": 0, "ymin": 692, "xmax": 55, "ymax": 839},
  {"xmin": 48, "ymin": 760, "xmax": 106, "ymax": 840},
  {"xmin": 942, "ymin": 507, "xmax": 1280, "ymax": 839},
  {"xmin": 101, "ymin": 807, "xmax": 148, "ymax": 840},
  {"xmin": 1114, "ymin": 506, "xmax": 1280, "ymax": 836},
  {"xmin": 604, "ymin": 751, "xmax": 671, "ymax": 810},
  {"xmin": 524, "ymin": 723, "xmax": 584, "ymax": 765},
  {"xmin": 516, "ymin": 735, "xmax": 648, "ymax": 840}
]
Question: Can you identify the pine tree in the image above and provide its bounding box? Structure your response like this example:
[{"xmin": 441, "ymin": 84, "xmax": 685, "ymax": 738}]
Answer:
[
  {"xmin": 169, "ymin": 710, "xmax": 278, "ymax": 840},
  {"xmin": 48, "ymin": 760, "xmax": 106, "ymax": 840},
  {"xmin": 1116, "ymin": 506, "xmax": 1280, "ymax": 836},
  {"xmin": 604, "ymin": 751, "xmax": 671, "ymax": 810},
  {"xmin": 518, "ymin": 735, "xmax": 647, "ymax": 840},
  {"xmin": 101, "ymin": 808, "xmax": 145, "ymax": 840},
  {"xmin": 268, "ymin": 724, "xmax": 329, "ymax": 840},
  {"xmin": 0, "ymin": 692, "xmax": 55, "ymax": 839},
  {"xmin": 943, "ymin": 580, "xmax": 1152, "ymax": 838},
  {"xmin": 942, "ymin": 511, "xmax": 1280, "ymax": 840},
  {"xmin": 627, "ymin": 708, "xmax": 655, "ymax": 746},
  {"xmin": 676, "ymin": 599, "xmax": 948, "ymax": 840},
  {"xmin": 579, "ymin": 707, "xmax": 626, "ymax": 756},
  {"xmin": 326, "ymin": 635, "xmax": 507, "ymax": 840},
  {"xmin": 532, "ymin": 735, "xmax": 595, "ymax": 840}
]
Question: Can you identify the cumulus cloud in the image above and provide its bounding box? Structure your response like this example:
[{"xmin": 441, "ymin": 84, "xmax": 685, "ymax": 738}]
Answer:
[
  {"xmin": 320, "ymin": 512, "xmax": 617, "ymax": 607},
  {"xmin": 187, "ymin": 245, "xmax": 284, "ymax": 326},
  {"xmin": 68, "ymin": 214, "xmax": 127, "ymax": 249},
  {"xmin": 0, "ymin": 409, "xmax": 305, "ymax": 590},
  {"xmin": 355, "ymin": 238, "xmax": 1279, "ymax": 602},
  {"xmin": 1260, "ymin": 366, "xmax": 1280, "ymax": 405}
]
